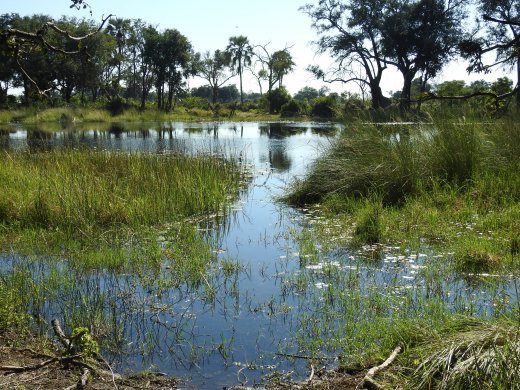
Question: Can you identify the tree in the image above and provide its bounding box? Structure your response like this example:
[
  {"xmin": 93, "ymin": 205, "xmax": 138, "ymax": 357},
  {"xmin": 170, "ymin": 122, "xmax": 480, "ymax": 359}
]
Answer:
[
  {"xmin": 195, "ymin": 50, "xmax": 234, "ymax": 104},
  {"xmin": 301, "ymin": 0, "xmax": 391, "ymax": 109},
  {"xmin": 381, "ymin": 0, "xmax": 465, "ymax": 109},
  {"xmin": 460, "ymin": 0, "xmax": 520, "ymax": 104},
  {"xmin": 254, "ymin": 44, "xmax": 295, "ymax": 113},
  {"xmin": 148, "ymin": 29, "xmax": 193, "ymax": 111},
  {"xmin": 491, "ymin": 76, "xmax": 513, "ymax": 95},
  {"xmin": 0, "ymin": 10, "xmax": 111, "ymax": 97},
  {"xmin": 294, "ymin": 86, "xmax": 320, "ymax": 101},
  {"xmin": 226, "ymin": 35, "xmax": 252, "ymax": 104},
  {"xmin": 265, "ymin": 87, "xmax": 291, "ymax": 113}
]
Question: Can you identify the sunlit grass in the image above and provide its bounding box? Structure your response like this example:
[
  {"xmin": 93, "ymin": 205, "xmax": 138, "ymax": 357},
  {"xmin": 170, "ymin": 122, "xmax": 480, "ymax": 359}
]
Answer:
[
  {"xmin": 0, "ymin": 149, "xmax": 241, "ymax": 232},
  {"xmin": 280, "ymin": 117, "xmax": 520, "ymax": 388},
  {"xmin": 0, "ymin": 106, "xmax": 286, "ymax": 124}
]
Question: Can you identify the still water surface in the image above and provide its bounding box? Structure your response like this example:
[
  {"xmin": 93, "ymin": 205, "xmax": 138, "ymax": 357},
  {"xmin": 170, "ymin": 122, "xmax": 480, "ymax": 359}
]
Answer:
[{"xmin": 0, "ymin": 121, "xmax": 516, "ymax": 389}]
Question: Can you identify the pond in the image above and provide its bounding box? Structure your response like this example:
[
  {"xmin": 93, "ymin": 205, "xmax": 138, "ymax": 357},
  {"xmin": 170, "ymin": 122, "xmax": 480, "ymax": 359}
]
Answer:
[{"xmin": 0, "ymin": 121, "xmax": 517, "ymax": 389}]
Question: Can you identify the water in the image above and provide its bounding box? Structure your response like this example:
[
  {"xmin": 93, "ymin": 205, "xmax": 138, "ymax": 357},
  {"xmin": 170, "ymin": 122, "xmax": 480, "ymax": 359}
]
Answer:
[{"xmin": 0, "ymin": 121, "xmax": 517, "ymax": 389}]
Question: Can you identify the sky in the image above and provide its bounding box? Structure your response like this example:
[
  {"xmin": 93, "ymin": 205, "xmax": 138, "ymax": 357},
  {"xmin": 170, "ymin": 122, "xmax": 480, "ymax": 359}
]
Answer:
[{"xmin": 2, "ymin": 0, "xmax": 513, "ymax": 96}]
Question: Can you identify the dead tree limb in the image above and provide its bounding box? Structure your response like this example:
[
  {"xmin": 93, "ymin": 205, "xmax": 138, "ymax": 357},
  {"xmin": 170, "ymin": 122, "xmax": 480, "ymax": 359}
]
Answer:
[
  {"xmin": 356, "ymin": 344, "xmax": 402, "ymax": 390},
  {"xmin": 52, "ymin": 319, "xmax": 72, "ymax": 350},
  {"xmin": 0, "ymin": 354, "xmax": 81, "ymax": 373},
  {"xmin": 63, "ymin": 367, "xmax": 90, "ymax": 390}
]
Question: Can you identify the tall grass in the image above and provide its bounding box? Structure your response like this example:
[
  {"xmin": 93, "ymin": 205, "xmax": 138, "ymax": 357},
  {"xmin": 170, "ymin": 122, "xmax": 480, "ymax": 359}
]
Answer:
[
  {"xmin": 287, "ymin": 120, "xmax": 520, "ymax": 251},
  {"xmin": 0, "ymin": 106, "xmax": 283, "ymax": 124},
  {"xmin": 408, "ymin": 319, "xmax": 520, "ymax": 389},
  {"xmin": 287, "ymin": 121, "xmax": 498, "ymax": 206},
  {"xmin": 0, "ymin": 149, "xmax": 242, "ymax": 235}
]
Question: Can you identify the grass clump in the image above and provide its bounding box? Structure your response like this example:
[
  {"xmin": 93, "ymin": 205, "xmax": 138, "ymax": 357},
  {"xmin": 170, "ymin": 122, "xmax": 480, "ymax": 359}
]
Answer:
[
  {"xmin": 453, "ymin": 238, "xmax": 501, "ymax": 275},
  {"xmin": 353, "ymin": 199, "xmax": 383, "ymax": 245},
  {"xmin": 287, "ymin": 119, "xmax": 520, "ymax": 266},
  {"xmin": 408, "ymin": 319, "xmax": 520, "ymax": 390},
  {"xmin": 0, "ymin": 149, "xmax": 241, "ymax": 235}
]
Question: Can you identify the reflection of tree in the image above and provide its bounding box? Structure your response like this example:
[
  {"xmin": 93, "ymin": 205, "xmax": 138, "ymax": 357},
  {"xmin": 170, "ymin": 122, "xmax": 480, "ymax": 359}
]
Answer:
[
  {"xmin": 0, "ymin": 128, "xmax": 12, "ymax": 150},
  {"xmin": 268, "ymin": 142, "xmax": 291, "ymax": 172},
  {"xmin": 27, "ymin": 130, "xmax": 52, "ymax": 152},
  {"xmin": 108, "ymin": 123, "xmax": 125, "ymax": 138},
  {"xmin": 259, "ymin": 123, "xmax": 305, "ymax": 139},
  {"xmin": 257, "ymin": 123, "xmax": 294, "ymax": 171}
]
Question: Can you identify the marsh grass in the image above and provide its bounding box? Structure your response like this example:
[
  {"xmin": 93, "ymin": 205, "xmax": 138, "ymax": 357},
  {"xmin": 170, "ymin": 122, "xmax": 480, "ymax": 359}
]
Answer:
[
  {"xmin": 0, "ymin": 107, "xmax": 284, "ymax": 124},
  {"xmin": 280, "ymin": 117, "xmax": 520, "ymax": 388},
  {"xmin": 288, "ymin": 120, "xmax": 520, "ymax": 263},
  {"xmin": 0, "ymin": 149, "xmax": 241, "ymax": 234},
  {"xmin": 0, "ymin": 147, "xmax": 244, "ymax": 335},
  {"xmin": 407, "ymin": 319, "xmax": 520, "ymax": 389}
]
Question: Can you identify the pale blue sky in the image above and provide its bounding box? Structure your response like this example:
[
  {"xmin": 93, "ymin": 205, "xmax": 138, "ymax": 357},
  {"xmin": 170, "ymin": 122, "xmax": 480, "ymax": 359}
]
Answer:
[{"xmin": 3, "ymin": 0, "xmax": 511, "ymax": 95}]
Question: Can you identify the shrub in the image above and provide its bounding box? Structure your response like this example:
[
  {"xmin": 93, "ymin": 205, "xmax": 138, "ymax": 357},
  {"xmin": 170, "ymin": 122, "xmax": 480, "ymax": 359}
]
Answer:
[
  {"xmin": 311, "ymin": 95, "xmax": 338, "ymax": 118},
  {"xmin": 266, "ymin": 87, "xmax": 291, "ymax": 113},
  {"xmin": 280, "ymin": 99, "xmax": 303, "ymax": 117},
  {"xmin": 182, "ymin": 96, "xmax": 210, "ymax": 110}
]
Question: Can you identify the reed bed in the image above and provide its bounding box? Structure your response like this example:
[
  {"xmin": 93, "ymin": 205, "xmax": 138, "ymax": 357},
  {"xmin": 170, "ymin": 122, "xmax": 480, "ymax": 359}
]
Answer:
[{"xmin": 0, "ymin": 149, "xmax": 241, "ymax": 233}]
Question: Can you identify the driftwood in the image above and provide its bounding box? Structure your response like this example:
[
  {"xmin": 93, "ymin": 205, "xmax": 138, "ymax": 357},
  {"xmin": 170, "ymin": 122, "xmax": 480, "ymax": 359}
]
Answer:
[
  {"xmin": 0, "ymin": 354, "xmax": 81, "ymax": 373},
  {"xmin": 0, "ymin": 319, "xmax": 118, "ymax": 390},
  {"xmin": 275, "ymin": 352, "xmax": 338, "ymax": 361},
  {"xmin": 356, "ymin": 345, "xmax": 402, "ymax": 390}
]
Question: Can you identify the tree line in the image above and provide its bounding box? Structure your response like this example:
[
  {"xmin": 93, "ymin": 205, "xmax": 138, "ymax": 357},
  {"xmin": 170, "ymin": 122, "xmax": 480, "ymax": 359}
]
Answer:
[
  {"xmin": 0, "ymin": 13, "xmax": 294, "ymax": 113},
  {"xmin": 303, "ymin": 0, "xmax": 519, "ymax": 109},
  {"xmin": 0, "ymin": 0, "xmax": 518, "ymax": 113}
]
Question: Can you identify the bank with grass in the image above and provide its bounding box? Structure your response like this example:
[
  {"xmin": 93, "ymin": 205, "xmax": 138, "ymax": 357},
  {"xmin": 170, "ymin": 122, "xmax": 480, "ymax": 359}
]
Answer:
[
  {"xmin": 0, "ymin": 148, "xmax": 245, "ymax": 333},
  {"xmin": 285, "ymin": 117, "xmax": 520, "ymax": 388}
]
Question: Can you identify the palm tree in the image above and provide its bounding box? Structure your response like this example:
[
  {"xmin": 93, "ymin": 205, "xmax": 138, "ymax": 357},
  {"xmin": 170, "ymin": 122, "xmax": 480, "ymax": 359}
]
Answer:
[{"xmin": 226, "ymin": 35, "xmax": 252, "ymax": 104}]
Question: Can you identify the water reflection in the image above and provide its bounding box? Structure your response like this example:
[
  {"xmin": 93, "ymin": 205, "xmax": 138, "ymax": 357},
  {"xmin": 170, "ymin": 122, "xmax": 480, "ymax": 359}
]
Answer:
[
  {"xmin": 3, "ymin": 121, "xmax": 339, "ymax": 174},
  {"xmin": 6, "ymin": 121, "xmax": 515, "ymax": 389}
]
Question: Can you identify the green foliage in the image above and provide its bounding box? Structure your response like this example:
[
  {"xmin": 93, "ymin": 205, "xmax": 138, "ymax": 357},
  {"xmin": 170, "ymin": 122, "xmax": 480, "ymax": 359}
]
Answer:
[
  {"xmin": 311, "ymin": 95, "xmax": 338, "ymax": 118},
  {"xmin": 353, "ymin": 199, "xmax": 383, "ymax": 245},
  {"xmin": 183, "ymin": 96, "xmax": 210, "ymax": 110},
  {"xmin": 266, "ymin": 87, "xmax": 291, "ymax": 114},
  {"xmin": 428, "ymin": 122, "xmax": 480, "ymax": 184},
  {"xmin": 0, "ymin": 277, "xmax": 28, "ymax": 331},
  {"xmin": 226, "ymin": 35, "xmax": 253, "ymax": 104},
  {"xmin": 71, "ymin": 326, "xmax": 99, "ymax": 357},
  {"xmin": 294, "ymin": 86, "xmax": 320, "ymax": 101},
  {"xmin": 0, "ymin": 149, "xmax": 242, "ymax": 233},
  {"xmin": 280, "ymin": 99, "xmax": 304, "ymax": 117}
]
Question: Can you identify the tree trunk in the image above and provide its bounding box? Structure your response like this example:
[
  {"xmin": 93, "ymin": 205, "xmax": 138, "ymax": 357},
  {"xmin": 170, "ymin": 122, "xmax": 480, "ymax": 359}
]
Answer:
[
  {"xmin": 239, "ymin": 65, "xmax": 244, "ymax": 104},
  {"xmin": 369, "ymin": 84, "xmax": 389, "ymax": 110},
  {"xmin": 516, "ymin": 56, "xmax": 520, "ymax": 107},
  {"xmin": 400, "ymin": 71, "xmax": 415, "ymax": 111},
  {"xmin": 212, "ymin": 85, "xmax": 218, "ymax": 104}
]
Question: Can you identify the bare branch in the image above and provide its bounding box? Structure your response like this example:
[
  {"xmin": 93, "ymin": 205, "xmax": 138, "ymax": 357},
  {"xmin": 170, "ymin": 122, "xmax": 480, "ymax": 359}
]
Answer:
[{"xmin": 416, "ymin": 87, "xmax": 518, "ymax": 103}]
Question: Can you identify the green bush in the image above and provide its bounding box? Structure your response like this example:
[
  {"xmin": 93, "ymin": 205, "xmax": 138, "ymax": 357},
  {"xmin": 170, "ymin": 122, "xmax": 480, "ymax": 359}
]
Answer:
[
  {"xmin": 311, "ymin": 95, "xmax": 338, "ymax": 118},
  {"xmin": 182, "ymin": 96, "xmax": 210, "ymax": 110},
  {"xmin": 280, "ymin": 99, "xmax": 303, "ymax": 117},
  {"xmin": 266, "ymin": 87, "xmax": 291, "ymax": 113}
]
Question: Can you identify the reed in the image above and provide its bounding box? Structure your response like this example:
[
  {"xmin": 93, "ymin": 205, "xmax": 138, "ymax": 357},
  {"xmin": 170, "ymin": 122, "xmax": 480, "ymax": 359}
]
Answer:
[{"xmin": 0, "ymin": 149, "xmax": 241, "ymax": 233}]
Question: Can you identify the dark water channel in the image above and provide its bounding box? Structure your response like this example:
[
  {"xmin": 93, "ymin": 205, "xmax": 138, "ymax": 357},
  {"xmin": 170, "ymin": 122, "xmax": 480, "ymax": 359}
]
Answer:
[{"xmin": 0, "ymin": 121, "xmax": 517, "ymax": 389}]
